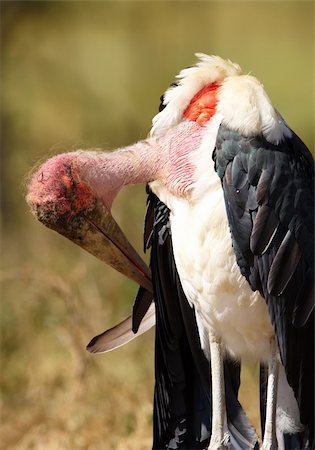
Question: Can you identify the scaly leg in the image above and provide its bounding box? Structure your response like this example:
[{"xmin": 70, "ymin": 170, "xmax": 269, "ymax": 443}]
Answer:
[
  {"xmin": 262, "ymin": 336, "xmax": 279, "ymax": 450},
  {"xmin": 208, "ymin": 332, "xmax": 229, "ymax": 450}
]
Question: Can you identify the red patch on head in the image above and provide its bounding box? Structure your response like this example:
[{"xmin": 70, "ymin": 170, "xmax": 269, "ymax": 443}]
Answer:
[
  {"xmin": 61, "ymin": 174, "xmax": 73, "ymax": 191},
  {"xmin": 183, "ymin": 82, "xmax": 219, "ymax": 125},
  {"xmin": 60, "ymin": 173, "xmax": 92, "ymax": 213},
  {"xmin": 72, "ymin": 181, "xmax": 94, "ymax": 213}
]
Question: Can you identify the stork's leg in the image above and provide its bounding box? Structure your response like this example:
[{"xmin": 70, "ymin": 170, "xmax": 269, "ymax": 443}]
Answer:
[
  {"xmin": 208, "ymin": 332, "xmax": 229, "ymax": 450},
  {"xmin": 262, "ymin": 337, "xmax": 279, "ymax": 450}
]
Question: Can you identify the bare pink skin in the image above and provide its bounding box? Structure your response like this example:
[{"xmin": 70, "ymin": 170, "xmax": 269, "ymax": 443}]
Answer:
[
  {"xmin": 27, "ymin": 153, "xmax": 96, "ymax": 219},
  {"xmin": 27, "ymin": 120, "xmax": 204, "ymax": 217}
]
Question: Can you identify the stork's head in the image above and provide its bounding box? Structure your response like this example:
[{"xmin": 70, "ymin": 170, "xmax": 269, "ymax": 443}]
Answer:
[
  {"xmin": 26, "ymin": 150, "xmax": 153, "ymax": 291},
  {"xmin": 27, "ymin": 153, "xmax": 95, "ymax": 226},
  {"xmin": 26, "ymin": 54, "xmax": 291, "ymax": 286}
]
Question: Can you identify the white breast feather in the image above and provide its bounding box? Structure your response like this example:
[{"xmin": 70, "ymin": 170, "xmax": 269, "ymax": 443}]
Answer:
[{"xmin": 150, "ymin": 116, "xmax": 274, "ymax": 361}]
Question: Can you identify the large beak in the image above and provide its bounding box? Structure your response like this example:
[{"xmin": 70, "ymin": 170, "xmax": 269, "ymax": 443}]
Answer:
[
  {"xmin": 69, "ymin": 198, "xmax": 152, "ymax": 292},
  {"xmin": 27, "ymin": 172, "xmax": 152, "ymax": 294},
  {"xmin": 27, "ymin": 156, "xmax": 155, "ymax": 353}
]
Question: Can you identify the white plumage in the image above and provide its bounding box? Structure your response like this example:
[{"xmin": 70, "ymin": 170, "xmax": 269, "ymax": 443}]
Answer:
[{"xmin": 151, "ymin": 113, "xmax": 273, "ymax": 360}]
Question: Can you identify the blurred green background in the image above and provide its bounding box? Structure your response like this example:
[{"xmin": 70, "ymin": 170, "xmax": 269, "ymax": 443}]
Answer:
[{"xmin": 1, "ymin": 1, "xmax": 313, "ymax": 449}]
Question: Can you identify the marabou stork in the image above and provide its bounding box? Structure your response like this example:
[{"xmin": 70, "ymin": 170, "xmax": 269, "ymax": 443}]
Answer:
[{"xmin": 26, "ymin": 55, "xmax": 314, "ymax": 450}]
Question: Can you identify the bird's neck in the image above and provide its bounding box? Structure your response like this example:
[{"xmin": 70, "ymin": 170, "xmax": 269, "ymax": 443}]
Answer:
[
  {"xmin": 74, "ymin": 140, "xmax": 161, "ymax": 209},
  {"xmin": 75, "ymin": 121, "xmax": 204, "ymax": 209}
]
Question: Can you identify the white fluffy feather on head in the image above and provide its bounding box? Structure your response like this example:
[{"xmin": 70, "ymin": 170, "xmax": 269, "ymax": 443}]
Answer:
[
  {"xmin": 151, "ymin": 53, "xmax": 292, "ymax": 144},
  {"xmin": 151, "ymin": 54, "xmax": 241, "ymax": 137}
]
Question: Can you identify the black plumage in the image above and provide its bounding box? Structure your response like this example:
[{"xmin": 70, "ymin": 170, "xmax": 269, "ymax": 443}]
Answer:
[
  {"xmin": 214, "ymin": 125, "xmax": 314, "ymax": 446},
  {"xmin": 147, "ymin": 193, "xmax": 211, "ymax": 449}
]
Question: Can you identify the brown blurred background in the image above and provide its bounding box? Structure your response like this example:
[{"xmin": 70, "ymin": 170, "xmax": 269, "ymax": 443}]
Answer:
[{"xmin": 1, "ymin": 2, "xmax": 313, "ymax": 449}]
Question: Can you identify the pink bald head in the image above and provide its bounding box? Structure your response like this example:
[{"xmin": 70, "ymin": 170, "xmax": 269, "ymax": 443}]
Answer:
[{"xmin": 27, "ymin": 152, "xmax": 96, "ymax": 226}]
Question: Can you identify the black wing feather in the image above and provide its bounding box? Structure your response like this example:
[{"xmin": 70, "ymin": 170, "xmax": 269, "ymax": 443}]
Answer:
[
  {"xmin": 148, "ymin": 192, "xmax": 211, "ymax": 448},
  {"xmin": 250, "ymin": 204, "xmax": 280, "ymax": 255},
  {"xmin": 214, "ymin": 125, "xmax": 314, "ymax": 445}
]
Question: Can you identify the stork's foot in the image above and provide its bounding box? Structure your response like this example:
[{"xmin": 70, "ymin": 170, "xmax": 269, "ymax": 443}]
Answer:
[
  {"xmin": 207, "ymin": 444, "xmax": 230, "ymax": 449},
  {"xmin": 262, "ymin": 337, "xmax": 279, "ymax": 450},
  {"xmin": 207, "ymin": 433, "xmax": 230, "ymax": 450},
  {"xmin": 261, "ymin": 441, "xmax": 278, "ymax": 450},
  {"xmin": 207, "ymin": 444, "xmax": 230, "ymax": 450}
]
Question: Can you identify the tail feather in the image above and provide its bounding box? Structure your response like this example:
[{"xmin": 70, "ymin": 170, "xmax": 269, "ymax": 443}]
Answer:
[
  {"xmin": 86, "ymin": 302, "xmax": 155, "ymax": 353},
  {"xmin": 225, "ymin": 359, "xmax": 259, "ymax": 450}
]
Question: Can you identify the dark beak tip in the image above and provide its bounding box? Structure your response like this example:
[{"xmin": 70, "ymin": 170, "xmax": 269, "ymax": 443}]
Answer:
[
  {"xmin": 131, "ymin": 322, "xmax": 139, "ymax": 334},
  {"xmin": 86, "ymin": 336, "xmax": 98, "ymax": 352}
]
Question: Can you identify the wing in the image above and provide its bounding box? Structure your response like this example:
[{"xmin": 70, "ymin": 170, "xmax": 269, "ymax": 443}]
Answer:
[
  {"xmin": 147, "ymin": 190, "xmax": 259, "ymax": 450},
  {"xmin": 214, "ymin": 125, "xmax": 314, "ymax": 445},
  {"xmin": 146, "ymin": 191, "xmax": 211, "ymax": 449}
]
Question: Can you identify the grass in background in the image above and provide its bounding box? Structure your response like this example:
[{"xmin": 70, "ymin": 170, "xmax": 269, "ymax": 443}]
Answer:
[{"xmin": 1, "ymin": 2, "xmax": 313, "ymax": 448}]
